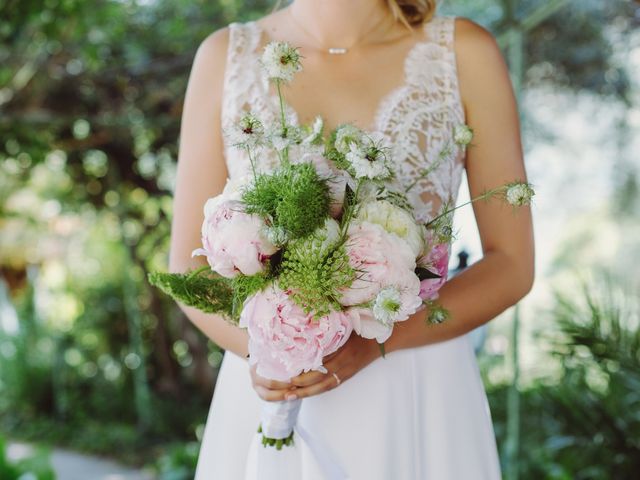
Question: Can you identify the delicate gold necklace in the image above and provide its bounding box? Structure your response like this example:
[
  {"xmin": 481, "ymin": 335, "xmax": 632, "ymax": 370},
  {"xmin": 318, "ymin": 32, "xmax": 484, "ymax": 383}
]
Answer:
[{"xmin": 287, "ymin": 7, "xmax": 394, "ymax": 55}]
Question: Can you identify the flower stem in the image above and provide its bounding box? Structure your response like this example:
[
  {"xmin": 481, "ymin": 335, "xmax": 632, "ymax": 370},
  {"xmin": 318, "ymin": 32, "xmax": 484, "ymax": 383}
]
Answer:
[
  {"xmin": 246, "ymin": 146, "xmax": 258, "ymax": 181},
  {"xmin": 405, "ymin": 141, "xmax": 453, "ymax": 193},
  {"xmin": 275, "ymin": 80, "xmax": 290, "ymax": 165},
  {"xmin": 276, "ymin": 80, "xmax": 287, "ymax": 130},
  {"xmin": 425, "ymin": 186, "xmax": 505, "ymax": 228}
]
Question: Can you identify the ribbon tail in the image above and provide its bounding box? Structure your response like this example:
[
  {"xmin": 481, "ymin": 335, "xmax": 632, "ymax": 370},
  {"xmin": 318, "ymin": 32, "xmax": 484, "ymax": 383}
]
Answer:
[{"xmin": 294, "ymin": 423, "xmax": 349, "ymax": 480}]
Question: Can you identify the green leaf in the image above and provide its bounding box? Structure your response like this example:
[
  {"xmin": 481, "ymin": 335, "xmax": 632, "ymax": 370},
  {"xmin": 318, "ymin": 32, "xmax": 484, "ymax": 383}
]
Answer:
[{"xmin": 147, "ymin": 268, "xmax": 236, "ymax": 323}]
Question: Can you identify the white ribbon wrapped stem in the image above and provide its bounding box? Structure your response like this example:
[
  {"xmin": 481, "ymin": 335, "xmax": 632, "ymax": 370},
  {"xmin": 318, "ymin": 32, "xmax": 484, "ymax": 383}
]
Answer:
[{"xmin": 260, "ymin": 398, "xmax": 302, "ymax": 440}]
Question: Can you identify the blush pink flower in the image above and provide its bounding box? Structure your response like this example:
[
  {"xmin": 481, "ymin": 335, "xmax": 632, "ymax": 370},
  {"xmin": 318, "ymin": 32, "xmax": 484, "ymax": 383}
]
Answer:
[
  {"xmin": 349, "ymin": 274, "xmax": 422, "ymax": 344},
  {"xmin": 339, "ymin": 221, "xmax": 416, "ymax": 306},
  {"xmin": 191, "ymin": 196, "xmax": 278, "ymax": 278},
  {"xmin": 239, "ymin": 285, "xmax": 354, "ymax": 381},
  {"xmin": 418, "ymin": 243, "xmax": 450, "ymax": 301}
]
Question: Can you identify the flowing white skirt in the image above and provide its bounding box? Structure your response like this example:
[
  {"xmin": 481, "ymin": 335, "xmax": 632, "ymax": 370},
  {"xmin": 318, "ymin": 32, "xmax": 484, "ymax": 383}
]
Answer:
[{"xmin": 194, "ymin": 333, "xmax": 502, "ymax": 479}]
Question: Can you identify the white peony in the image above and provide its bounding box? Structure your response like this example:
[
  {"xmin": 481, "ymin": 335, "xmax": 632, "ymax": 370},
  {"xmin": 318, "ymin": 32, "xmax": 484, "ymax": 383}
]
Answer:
[
  {"xmin": 220, "ymin": 175, "xmax": 253, "ymax": 201},
  {"xmin": 356, "ymin": 199, "xmax": 424, "ymax": 258}
]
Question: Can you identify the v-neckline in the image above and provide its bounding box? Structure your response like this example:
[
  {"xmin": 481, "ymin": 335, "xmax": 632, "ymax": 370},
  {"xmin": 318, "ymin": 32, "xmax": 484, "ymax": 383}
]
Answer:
[{"xmin": 247, "ymin": 17, "xmax": 437, "ymax": 135}]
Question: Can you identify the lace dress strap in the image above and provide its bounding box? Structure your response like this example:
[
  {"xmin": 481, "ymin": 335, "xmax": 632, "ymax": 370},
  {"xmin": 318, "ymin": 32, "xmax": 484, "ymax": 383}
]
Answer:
[
  {"xmin": 221, "ymin": 22, "xmax": 262, "ymax": 131},
  {"xmin": 420, "ymin": 15, "xmax": 463, "ymax": 121}
]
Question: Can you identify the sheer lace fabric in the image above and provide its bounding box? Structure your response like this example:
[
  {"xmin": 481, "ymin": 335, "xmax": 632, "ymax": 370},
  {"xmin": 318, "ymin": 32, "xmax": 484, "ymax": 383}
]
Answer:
[{"xmin": 221, "ymin": 16, "xmax": 466, "ymax": 224}]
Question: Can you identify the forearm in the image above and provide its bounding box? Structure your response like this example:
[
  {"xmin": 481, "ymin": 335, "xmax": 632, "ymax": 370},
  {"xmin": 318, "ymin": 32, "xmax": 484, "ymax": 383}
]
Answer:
[
  {"xmin": 169, "ymin": 256, "xmax": 249, "ymax": 359},
  {"xmin": 385, "ymin": 249, "xmax": 533, "ymax": 354},
  {"xmin": 177, "ymin": 303, "xmax": 250, "ymax": 359}
]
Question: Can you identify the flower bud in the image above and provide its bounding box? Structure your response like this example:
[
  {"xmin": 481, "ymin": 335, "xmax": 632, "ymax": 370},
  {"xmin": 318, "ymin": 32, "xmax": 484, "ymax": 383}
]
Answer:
[{"xmin": 453, "ymin": 124, "xmax": 474, "ymax": 146}]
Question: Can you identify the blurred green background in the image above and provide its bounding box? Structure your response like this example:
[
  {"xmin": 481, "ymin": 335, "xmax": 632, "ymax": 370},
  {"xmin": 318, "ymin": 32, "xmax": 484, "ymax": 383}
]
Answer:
[{"xmin": 0, "ymin": 0, "xmax": 639, "ymax": 479}]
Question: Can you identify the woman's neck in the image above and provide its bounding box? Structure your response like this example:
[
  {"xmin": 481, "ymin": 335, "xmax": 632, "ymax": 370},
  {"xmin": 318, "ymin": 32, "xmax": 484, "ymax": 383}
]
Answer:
[{"xmin": 288, "ymin": 0, "xmax": 394, "ymax": 48}]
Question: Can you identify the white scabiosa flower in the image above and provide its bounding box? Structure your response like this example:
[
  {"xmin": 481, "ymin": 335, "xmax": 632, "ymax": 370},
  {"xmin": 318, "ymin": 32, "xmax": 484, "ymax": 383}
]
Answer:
[
  {"xmin": 334, "ymin": 124, "xmax": 364, "ymax": 154},
  {"xmin": 260, "ymin": 41, "xmax": 302, "ymax": 83},
  {"xmin": 267, "ymin": 125, "xmax": 303, "ymax": 151},
  {"xmin": 226, "ymin": 113, "xmax": 264, "ymax": 149},
  {"xmin": 453, "ymin": 124, "xmax": 474, "ymax": 146},
  {"xmin": 356, "ymin": 199, "xmax": 424, "ymax": 258},
  {"xmin": 504, "ymin": 182, "xmax": 535, "ymax": 206},
  {"xmin": 372, "ymin": 285, "xmax": 423, "ymax": 326},
  {"xmin": 373, "ymin": 287, "xmax": 403, "ymax": 325},
  {"xmin": 346, "ymin": 135, "xmax": 391, "ymax": 180}
]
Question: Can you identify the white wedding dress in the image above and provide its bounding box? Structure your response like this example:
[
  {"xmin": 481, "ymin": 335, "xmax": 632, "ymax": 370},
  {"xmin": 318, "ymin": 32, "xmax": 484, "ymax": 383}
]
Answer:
[{"xmin": 194, "ymin": 15, "xmax": 502, "ymax": 480}]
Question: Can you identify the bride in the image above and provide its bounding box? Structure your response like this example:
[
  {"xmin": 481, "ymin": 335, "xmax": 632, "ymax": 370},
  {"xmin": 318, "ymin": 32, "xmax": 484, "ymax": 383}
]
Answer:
[{"xmin": 169, "ymin": 0, "xmax": 535, "ymax": 478}]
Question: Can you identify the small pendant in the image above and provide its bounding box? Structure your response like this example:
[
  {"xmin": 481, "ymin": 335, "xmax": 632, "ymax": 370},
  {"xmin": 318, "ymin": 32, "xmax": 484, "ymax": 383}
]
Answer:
[{"xmin": 328, "ymin": 47, "xmax": 348, "ymax": 55}]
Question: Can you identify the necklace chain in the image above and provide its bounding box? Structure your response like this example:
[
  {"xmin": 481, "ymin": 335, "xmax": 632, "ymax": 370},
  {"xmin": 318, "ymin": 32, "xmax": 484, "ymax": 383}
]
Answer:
[{"xmin": 287, "ymin": 6, "xmax": 394, "ymax": 55}]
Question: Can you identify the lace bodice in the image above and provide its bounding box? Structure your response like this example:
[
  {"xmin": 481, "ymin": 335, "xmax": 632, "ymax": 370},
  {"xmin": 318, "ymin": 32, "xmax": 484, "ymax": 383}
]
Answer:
[{"xmin": 220, "ymin": 15, "xmax": 466, "ymax": 224}]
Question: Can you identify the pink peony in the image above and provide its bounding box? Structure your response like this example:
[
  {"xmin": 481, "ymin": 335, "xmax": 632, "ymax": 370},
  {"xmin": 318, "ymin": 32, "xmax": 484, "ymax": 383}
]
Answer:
[
  {"xmin": 339, "ymin": 221, "xmax": 416, "ymax": 306},
  {"xmin": 191, "ymin": 196, "xmax": 278, "ymax": 278},
  {"xmin": 239, "ymin": 285, "xmax": 354, "ymax": 382},
  {"xmin": 349, "ymin": 307, "xmax": 393, "ymax": 344},
  {"xmin": 418, "ymin": 243, "xmax": 450, "ymax": 301}
]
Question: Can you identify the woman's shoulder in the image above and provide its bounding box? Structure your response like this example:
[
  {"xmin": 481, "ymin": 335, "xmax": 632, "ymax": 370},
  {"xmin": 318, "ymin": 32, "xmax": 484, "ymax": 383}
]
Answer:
[
  {"xmin": 451, "ymin": 16, "xmax": 501, "ymax": 58},
  {"xmin": 448, "ymin": 16, "xmax": 513, "ymax": 110},
  {"xmin": 196, "ymin": 7, "xmax": 282, "ymax": 62}
]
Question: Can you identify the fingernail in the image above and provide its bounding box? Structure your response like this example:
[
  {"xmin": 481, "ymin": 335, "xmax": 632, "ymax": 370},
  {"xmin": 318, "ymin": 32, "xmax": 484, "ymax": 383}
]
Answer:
[{"xmin": 285, "ymin": 394, "xmax": 297, "ymax": 401}]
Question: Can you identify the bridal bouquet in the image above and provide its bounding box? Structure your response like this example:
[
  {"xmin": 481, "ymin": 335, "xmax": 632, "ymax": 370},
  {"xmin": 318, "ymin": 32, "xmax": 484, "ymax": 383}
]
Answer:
[{"xmin": 148, "ymin": 40, "xmax": 535, "ymax": 457}]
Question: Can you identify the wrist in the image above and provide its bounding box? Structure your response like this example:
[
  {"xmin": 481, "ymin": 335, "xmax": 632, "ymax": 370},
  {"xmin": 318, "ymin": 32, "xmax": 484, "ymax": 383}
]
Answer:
[
  {"xmin": 382, "ymin": 307, "xmax": 428, "ymax": 355},
  {"xmin": 366, "ymin": 338, "xmax": 384, "ymax": 363}
]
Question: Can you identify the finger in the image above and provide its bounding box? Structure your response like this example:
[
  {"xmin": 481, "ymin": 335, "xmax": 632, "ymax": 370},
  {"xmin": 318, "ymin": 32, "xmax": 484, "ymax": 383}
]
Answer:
[
  {"xmin": 254, "ymin": 376, "xmax": 295, "ymax": 390},
  {"xmin": 293, "ymin": 372, "xmax": 343, "ymax": 399},
  {"xmin": 250, "ymin": 364, "xmax": 295, "ymax": 390},
  {"xmin": 253, "ymin": 384, "xmax": 294, "ymax": 402},
  {"xmin": 290, "ymin": 370, "xmax": 327, "ymax": 387},
  {"xmin": 290, "ymin": 351, "xmax": 348, "ymax": 387}
]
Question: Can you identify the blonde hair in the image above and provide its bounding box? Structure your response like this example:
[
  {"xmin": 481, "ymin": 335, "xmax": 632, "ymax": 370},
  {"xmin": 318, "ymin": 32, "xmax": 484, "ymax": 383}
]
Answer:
[
  {"xmin": 272, "ymin": 1, "xmax": 437, "ymax": 28},
  {"xmin": 387, "ymin": 0, "xmax": 437, "ymax": 27}
]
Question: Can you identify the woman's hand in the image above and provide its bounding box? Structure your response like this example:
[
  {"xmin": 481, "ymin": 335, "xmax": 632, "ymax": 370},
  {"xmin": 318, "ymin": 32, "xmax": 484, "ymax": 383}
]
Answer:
[
  {"xmin": 249, "ymin": 333, "xmax": 381, "ymax": 402},
  {"xmin": 286, "ymin": 333, "xmax": 380, "ymax": 400},
  {"xmin": 249, "ymin": 364, "xmax": 298, "ymax": 402}
]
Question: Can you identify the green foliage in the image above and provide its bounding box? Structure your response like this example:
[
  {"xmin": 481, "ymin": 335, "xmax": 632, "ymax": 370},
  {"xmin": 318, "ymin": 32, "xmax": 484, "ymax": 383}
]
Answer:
[
  {"xmin": 147, "ymin": 267, "xmax": 235, "ymax": 321},
  {"xmin": 231, "ymin": 273, "xmax": 271, "ymax": 318},
  {"xmin": 0, "ymin": 436, "xmax": 54, "ymax": 480},
  {"xmin": 154, "ymin": 442, "xmax": 200, "ymax": 480},
  {"xmin": 487, "ymin": 276, "xmax": 640, "ymax": 479},
  {"xmin": 241, "ymin": 162, "xmax": 331, "ymax": 239},
  {"xmin": 278, "ymin": 231, "xmax": 355, "ymax": 317}
]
